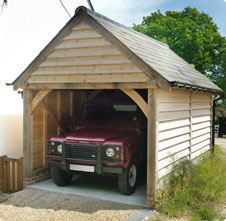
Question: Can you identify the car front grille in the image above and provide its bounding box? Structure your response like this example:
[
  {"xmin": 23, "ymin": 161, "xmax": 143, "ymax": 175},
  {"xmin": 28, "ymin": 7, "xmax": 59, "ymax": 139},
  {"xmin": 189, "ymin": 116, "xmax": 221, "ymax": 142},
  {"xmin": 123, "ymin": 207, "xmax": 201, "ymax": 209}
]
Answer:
[{"xmin": 65, "ymin": 143, "xmax": 98, "ymax": 161}]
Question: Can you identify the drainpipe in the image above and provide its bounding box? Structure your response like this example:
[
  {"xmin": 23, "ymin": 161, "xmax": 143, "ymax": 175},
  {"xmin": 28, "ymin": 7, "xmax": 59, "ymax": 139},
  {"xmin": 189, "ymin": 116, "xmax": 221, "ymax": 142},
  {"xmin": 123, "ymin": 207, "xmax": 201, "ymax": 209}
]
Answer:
[{"xmin": 212, "ymin": 93, "xmax": 224, "ymax": 151}]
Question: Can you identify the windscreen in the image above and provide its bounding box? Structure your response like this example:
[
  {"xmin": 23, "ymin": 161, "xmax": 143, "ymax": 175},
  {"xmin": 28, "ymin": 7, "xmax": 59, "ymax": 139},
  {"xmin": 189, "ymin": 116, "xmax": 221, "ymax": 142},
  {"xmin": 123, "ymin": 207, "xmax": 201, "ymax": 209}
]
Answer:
[{"xmin": 86, "ymin": 104, "xmax": 138, "ymax": 121}]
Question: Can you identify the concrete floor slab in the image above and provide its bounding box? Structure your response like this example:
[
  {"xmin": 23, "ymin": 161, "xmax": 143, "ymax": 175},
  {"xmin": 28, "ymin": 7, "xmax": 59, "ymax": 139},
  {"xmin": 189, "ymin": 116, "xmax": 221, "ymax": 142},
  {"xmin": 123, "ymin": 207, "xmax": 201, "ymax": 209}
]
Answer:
[{"xmin": 31, "ymin": 175, "xmax": 147, "ymax": 207}]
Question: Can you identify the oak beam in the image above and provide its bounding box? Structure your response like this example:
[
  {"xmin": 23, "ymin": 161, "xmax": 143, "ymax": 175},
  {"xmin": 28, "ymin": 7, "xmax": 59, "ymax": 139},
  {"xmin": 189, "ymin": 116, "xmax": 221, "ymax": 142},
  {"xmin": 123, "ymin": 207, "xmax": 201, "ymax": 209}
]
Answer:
[
  {"xmin": 23, "ymin": 89, "xmax": 34, "ymax": 178},
  {"xmin": 147, "ymin": 88, "xmax": 158, "ymax": 207},
  {"xmin": 28, "ymin": 82, "xmax": 155, "ymax": 90},
  {"xmin": 30, "ymin": 89, "xmax": 52, "ymax": 114},
  {"xmin": 121, "ymin": 89, "xmax": 148, "ymax": 118}
]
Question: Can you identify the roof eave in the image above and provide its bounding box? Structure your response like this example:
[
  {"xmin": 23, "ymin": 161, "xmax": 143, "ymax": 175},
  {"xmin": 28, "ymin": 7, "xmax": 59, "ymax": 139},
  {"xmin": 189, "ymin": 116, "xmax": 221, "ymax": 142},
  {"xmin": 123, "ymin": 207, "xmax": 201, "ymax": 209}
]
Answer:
[{"xmin": 170, "ymin": 81, "xmax": 224, "ymax": 94}]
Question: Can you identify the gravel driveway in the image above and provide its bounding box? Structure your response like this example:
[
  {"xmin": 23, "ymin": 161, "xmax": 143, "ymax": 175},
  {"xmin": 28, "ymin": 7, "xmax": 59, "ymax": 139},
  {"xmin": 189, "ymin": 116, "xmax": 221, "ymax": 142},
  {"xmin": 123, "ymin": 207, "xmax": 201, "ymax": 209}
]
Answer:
[{"xmin": 0, "ymin": 188, "xmax": 141, "ymax": 221}]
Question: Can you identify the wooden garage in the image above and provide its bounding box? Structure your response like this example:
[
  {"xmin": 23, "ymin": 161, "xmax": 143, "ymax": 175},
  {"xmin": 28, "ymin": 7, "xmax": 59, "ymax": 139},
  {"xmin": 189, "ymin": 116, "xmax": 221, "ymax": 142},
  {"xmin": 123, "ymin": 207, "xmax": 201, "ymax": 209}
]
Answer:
[{"xmin": 9, "ymin": 6, "xmax": 222, "ymax": 207}]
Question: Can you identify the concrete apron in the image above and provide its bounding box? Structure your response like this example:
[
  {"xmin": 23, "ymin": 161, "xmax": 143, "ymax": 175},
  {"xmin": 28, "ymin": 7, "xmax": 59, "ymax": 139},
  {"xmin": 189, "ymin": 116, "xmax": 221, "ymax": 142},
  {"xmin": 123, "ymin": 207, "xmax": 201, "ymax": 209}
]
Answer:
[{"xmin": 30, "ymin": 174, "xmax": 147, "ymax": 207}]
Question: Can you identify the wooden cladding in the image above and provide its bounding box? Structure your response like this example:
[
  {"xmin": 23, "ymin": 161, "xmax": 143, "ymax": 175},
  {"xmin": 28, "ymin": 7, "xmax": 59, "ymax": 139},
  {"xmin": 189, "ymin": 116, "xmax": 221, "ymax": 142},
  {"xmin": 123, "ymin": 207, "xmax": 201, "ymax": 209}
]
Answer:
[
  {"xmin": 31, "ymin": 90, "xmax": 74, "ymax": 170},
  {"xmin": 157, "ymin": 89, "xmax": 212, "ymax": 179},
  {"xmin": 27, "ymin": 21, "xmax": 146, "ymax": 85},
  {"xmin": 28, "ymin": 73, "xmax": 149, "ymax": 84},
  {"xmin": 0, "ymin": 156, "xmax": 23, "ymax": 193},
  {"xmin": 39, "ymin": 55, "xmax": 131, "ymax": 67}
]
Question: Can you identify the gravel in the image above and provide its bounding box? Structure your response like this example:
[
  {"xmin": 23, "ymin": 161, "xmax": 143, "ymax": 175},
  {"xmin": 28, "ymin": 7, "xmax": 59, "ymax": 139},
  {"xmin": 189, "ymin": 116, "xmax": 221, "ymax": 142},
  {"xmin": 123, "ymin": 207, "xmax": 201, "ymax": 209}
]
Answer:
[{"xmin": 0, "ymin": 188, "xmax": 141, "ymax": 221}]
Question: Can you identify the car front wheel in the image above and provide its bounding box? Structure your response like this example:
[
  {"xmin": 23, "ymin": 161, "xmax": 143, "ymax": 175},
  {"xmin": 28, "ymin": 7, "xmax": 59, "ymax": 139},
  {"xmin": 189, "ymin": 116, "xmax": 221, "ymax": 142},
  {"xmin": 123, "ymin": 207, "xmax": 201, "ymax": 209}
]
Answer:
[
  {"xmin": 51, "ymin": 167, "xmax": 73, "ymax": 186},
  {"xmin": 118, "ymin": 160, "xmax": 138, "ymax": 195}
]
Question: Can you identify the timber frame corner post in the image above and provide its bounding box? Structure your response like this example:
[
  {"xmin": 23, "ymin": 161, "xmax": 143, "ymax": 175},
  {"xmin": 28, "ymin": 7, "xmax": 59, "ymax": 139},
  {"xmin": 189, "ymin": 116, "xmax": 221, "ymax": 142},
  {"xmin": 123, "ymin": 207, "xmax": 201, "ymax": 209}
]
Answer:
[
  {"xmin": 147, "ymin": 88, "xmax": 158, "ymax": 208},
  {"xmin": 121, "ymin": 87, "xmax": 158, "ymax": 207},
  {"xmin": 23, "ymin": 89, "xmax": 34, "ymax": 178}
]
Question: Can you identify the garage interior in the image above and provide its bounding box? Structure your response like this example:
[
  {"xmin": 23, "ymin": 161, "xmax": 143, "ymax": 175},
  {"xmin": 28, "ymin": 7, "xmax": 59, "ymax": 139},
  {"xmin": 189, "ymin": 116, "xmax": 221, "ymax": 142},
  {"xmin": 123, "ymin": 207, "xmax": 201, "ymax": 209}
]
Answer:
[
  {"xmin": 31, "ymin": 89, "xmax": 148, "ymax": 168},
  {"xmin": 29, "ymin": 88, "xmax": 149, "ymax": 206}
]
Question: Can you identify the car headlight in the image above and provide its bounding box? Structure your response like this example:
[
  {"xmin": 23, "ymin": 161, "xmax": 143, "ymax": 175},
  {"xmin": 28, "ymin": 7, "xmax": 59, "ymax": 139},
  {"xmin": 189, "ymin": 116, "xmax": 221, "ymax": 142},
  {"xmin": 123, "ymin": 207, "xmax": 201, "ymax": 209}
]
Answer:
[
  {"xmin": 105, "ymin": 146, "xmax": 121, "ymax": 160},
  {"xmin": 57, "ymin": 144, "xmax": 63, "ymax": 153},
  {"xmin": 106, "ymin": 148, "xmax": 115, "ymax": 157}
]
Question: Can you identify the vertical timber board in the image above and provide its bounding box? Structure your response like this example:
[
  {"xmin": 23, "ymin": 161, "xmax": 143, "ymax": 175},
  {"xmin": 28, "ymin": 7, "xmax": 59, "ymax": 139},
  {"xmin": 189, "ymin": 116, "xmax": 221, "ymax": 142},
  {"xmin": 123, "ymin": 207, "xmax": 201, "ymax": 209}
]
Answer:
[
  {"xmin": 57, "ymin": 90, "xmax": 61, "ymax": 135},
  {"xmin": 33, "ymin": 104, "xmax": 45, "ymax": 169},
  {"xmin": 43, "ymin": 96, "xmax": 47, "ymax": 167},
  {"xmin": 46, "ymin": 90, "xmax": 59, "ymax": 139},
  {"xmin": 70, "ymin": 90, "xmax": 74, "ymax": 132},
  {"xmin": 74, "ymin": 90, "xmax": 85, "ymax": 123},
  {"xmin": 147, "ymin": 88, "xmax": 158, "ymax": 207},
  {"xmin": 23, "ymin": 89, "xmax": 34, "ymax": 177},
  {"xmin": 70, "ymin": 91, "xmax": 74, "ymax": 116},
  {"xmin": 60, "ymin": 90, "xmax": 72, "ymax": 133}
]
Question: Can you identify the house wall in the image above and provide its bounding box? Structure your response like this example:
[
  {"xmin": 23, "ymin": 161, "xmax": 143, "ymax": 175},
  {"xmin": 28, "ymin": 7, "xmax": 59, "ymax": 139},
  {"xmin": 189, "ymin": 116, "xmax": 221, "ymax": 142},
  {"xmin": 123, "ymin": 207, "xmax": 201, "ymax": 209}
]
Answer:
[
  {"xmin": 0, "ymin": 114, "xmax": 23, "ymax": 158},
  {"xmin": 157, "ymin": 88, "xmax": 212, "ymax": 179}
]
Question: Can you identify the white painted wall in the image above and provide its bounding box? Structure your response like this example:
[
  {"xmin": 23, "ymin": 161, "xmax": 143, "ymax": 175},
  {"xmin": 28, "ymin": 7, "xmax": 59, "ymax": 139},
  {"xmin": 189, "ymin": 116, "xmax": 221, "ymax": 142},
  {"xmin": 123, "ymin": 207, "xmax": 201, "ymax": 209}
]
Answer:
[{"xmin": 0, "ymin": 115, "xmax": 23, "ymax": 158}]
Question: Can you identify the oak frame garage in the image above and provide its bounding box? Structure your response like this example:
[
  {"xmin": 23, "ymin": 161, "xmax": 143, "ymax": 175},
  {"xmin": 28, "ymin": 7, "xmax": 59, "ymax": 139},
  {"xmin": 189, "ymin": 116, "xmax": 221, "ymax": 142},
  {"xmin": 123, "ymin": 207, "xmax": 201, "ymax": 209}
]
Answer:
[{"xmin": 10, "ymin": 6, "xmax": 222, "ymax": 207}]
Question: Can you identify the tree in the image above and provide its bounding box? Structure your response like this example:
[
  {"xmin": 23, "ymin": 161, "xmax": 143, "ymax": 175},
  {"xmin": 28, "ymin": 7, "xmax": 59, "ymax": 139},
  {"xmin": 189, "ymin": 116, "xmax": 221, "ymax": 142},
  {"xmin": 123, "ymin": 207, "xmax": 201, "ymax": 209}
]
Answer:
[{"xmin": 133, "ymin": 7, "xmax": 226, "ymax": 106}]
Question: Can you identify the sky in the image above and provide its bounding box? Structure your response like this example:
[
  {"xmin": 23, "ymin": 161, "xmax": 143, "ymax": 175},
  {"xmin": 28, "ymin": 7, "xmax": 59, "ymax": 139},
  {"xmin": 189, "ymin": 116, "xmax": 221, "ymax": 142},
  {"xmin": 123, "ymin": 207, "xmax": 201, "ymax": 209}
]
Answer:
[{"xmin": 0, "ymin": 0, "xmax": 225, "ymax": 115}]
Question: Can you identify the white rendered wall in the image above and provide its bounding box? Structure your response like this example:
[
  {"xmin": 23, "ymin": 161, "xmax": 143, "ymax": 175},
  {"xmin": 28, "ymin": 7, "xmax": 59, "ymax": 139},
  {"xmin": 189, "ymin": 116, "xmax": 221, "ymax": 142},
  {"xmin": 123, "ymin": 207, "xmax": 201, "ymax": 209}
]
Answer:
[{"xmin": 0, "ymin": 114, "xmax": 23, "ymax": 158}]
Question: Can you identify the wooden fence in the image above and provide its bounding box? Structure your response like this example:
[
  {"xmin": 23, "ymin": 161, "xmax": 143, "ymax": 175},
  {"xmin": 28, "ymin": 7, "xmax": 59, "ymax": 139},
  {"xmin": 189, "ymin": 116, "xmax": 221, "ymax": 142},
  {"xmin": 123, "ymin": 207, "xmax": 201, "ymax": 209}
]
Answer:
[{"xmin": 0, "ymin": 156, "xmax": 23, "ymax": 193}]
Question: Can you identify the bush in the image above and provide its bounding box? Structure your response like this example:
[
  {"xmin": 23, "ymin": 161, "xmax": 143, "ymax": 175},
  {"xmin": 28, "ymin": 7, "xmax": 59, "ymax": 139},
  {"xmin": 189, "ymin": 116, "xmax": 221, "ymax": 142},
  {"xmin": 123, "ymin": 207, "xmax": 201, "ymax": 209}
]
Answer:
[{"xmin": 156, "ymin": 146, "xmax": 226, "ymax": 220}]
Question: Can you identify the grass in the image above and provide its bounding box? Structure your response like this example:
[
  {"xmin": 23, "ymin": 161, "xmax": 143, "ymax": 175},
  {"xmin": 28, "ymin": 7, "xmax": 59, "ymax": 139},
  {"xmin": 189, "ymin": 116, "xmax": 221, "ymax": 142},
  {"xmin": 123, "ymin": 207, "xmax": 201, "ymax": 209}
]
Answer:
[{"xmin": 155, "ymin": 146, "xmax": 226, "ymax": 221}]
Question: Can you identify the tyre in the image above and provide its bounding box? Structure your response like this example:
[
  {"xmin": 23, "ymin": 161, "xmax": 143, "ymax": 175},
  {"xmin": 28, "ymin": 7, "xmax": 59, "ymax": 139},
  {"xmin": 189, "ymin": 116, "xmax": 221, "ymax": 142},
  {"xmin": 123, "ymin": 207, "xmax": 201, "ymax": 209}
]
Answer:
[
  {"xmin": 51, "ymin": 167, "xmax": 73, "ymax": 186},
  {"xmin": 118, "ymin": 160, "xmax": 138, "ymax": 195}
]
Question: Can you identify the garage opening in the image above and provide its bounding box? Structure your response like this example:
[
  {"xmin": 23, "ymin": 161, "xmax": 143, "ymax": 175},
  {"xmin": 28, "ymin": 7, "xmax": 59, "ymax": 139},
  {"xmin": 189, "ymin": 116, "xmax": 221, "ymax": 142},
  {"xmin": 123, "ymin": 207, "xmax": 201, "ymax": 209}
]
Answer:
[{"xmin": 32, "ymin": 89, "xmax": 148, "ymax": 206}]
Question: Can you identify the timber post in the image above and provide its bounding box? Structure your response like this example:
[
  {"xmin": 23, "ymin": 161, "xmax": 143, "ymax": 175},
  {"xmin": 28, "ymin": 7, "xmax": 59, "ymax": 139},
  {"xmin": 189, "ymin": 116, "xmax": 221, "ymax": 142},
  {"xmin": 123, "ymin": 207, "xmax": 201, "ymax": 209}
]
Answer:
[
  {"xmin": 147, "ymin": 88, "xmax": 158, "ymax": 207},
  {"xmin": 23, "ymin": 89, "xmax": 34, "ymax": 178}
]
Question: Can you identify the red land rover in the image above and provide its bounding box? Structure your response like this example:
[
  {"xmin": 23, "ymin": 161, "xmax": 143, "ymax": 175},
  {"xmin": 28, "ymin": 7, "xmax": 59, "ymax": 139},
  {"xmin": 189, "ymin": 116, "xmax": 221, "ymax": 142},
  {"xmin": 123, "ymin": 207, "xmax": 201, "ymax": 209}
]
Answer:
[{"xmin": 47, "ymin": 91, "xmax": 146, "ymax": 195}]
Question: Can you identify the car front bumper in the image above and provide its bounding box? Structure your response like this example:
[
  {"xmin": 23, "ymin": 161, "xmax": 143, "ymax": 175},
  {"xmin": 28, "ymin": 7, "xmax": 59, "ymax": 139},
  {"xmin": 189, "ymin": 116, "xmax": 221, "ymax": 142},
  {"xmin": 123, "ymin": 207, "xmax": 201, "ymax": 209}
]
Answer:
[{"xmin": 48, "ymin": 160, "xmax": 123, "ymax": 174}]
